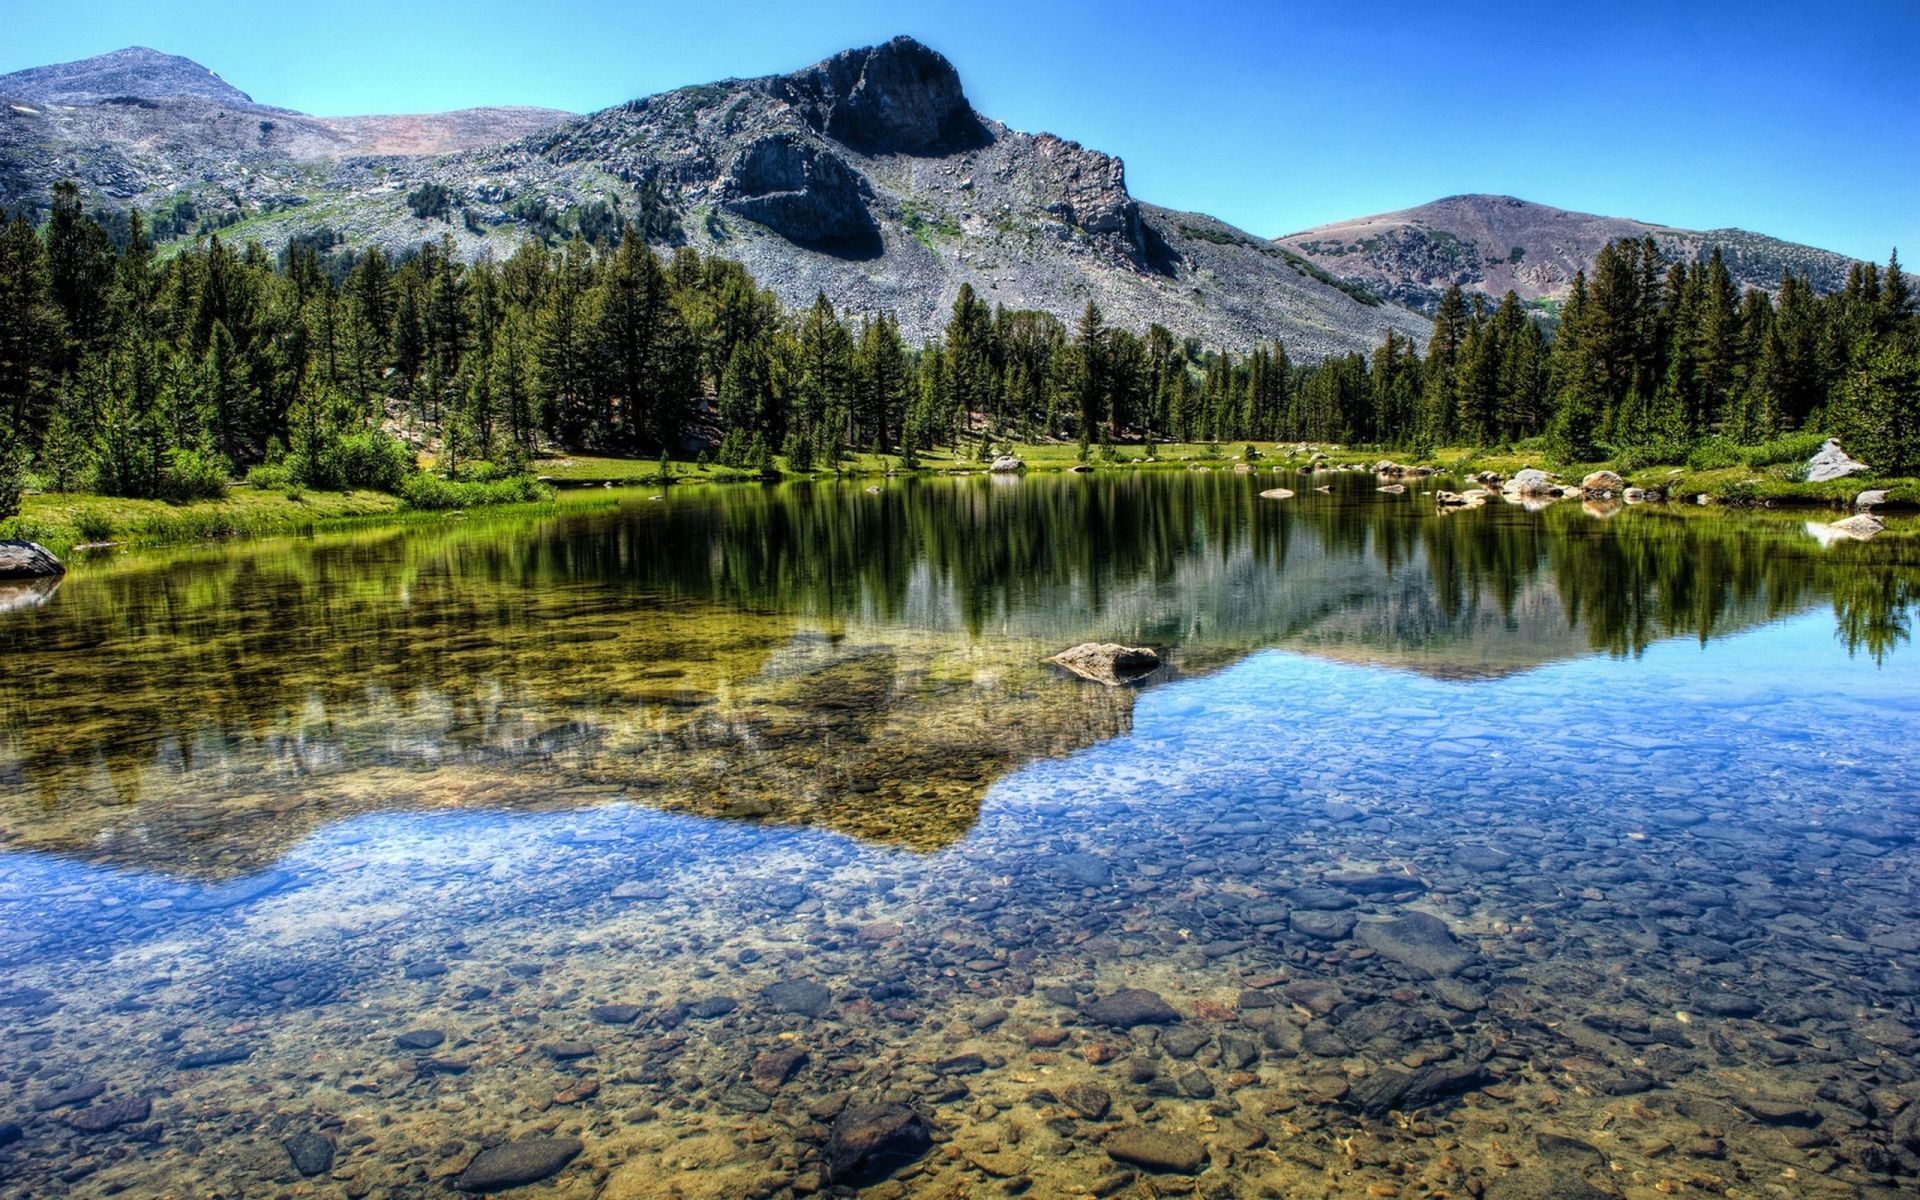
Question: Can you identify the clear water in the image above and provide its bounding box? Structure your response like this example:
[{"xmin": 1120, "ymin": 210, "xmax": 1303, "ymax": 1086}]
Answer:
[{"xmin": 1, "ymin": 473, "xmax": 1917, "ymax": 1200}]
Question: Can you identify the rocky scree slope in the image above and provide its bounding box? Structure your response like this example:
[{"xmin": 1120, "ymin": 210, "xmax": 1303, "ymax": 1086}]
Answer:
[
  {"xmin": 0, "ymin": 38, "xmax": 1428, "ymax": 357},
  {"xmin": 1279, "ymin": 194, "xmax": 1877, "ymax": 314}
]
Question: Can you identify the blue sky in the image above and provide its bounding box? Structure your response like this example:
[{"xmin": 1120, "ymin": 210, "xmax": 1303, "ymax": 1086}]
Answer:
[{"xmin": 3, "ymin": 0, "xmax": 1914, "ymax": 262}]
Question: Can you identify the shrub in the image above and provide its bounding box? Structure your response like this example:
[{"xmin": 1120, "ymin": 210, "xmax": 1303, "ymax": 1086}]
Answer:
[
  {"xmin": 400, "ymin": 472, "xmax": 548, "ymax": 511},
  {"xmin": 75, "ymin": 508, "xmax": 115, "ymax": 543},
  {"xmin": 291, "ymin": 429, "xmax": 414, "ymax": 492},
  {"xmin": 1741, "ymin": 431, "xmax": 1828, "ymax": 470},
  {"xmin": 1685, "ymin": 436, "xmax": 1743, "ymax": 472},
  {"xmin": 245, "ymin": 462, "xmax": 293, "ymax": 490},
  {"xmin": 160, "ymin": 448, "xmax": 231, "ymax": 501},
  {"xmin": 0, "ymin": 441, "xmax": 24, "ymax": 522}
]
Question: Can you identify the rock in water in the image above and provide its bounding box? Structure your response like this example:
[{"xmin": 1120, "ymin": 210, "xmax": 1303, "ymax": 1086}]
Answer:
[
  {"xmin": 1581, "ymin": 470, "xmax": 1625, "ymax": 497},
  {"xmin": 762, "ymin": 979, "xmax": 832, "ymax": 1017},
  {"xmin": 1346, "ymin": 1058, "xmax": 1488, "ymax": 1116},
  {"xmin": 1806, "ymin": 438, "xmax": 1870, "ymax": 483},
  {"xmin": 1060, "ymin": 1083, "xmax": 1111, "ymax": 1119},
  {"xmin": 1503, "ymin": 468, "xmax": 1561, "ymax": 497},
  {"xmin": 1260, "ymin": 487, "xmax": 1295, "ymax": 499},
  {"xmin": 67, "ymin": 1096, "xmax": 150, "ymax": 1133},
  {"xmin": 1855, "ymin": 488, "xmax": 1889, "ymax": 510},
  {"xmin": 1354, "ymin": 912, "xmax": 1474, "ymax": 977},
  {"xmin": 453, "ymin": 1137, "xmax": 583, "ymax": 1192},
  {"xmin": 1083, "ymin": 988, "xmax": 1180, "ymax": 1027},
  {"xmin": 0, "ymin": 540, "xmax": 65, "ymax": 580},
  {"xmin": 1828, "ymin": 513, "xmax": 1885, "ymax": 541},
  {"xmin": 284, "ymin": 1132, "xmax": 335, "ymax": 1177},
  {"xmin": 827, "ymin": 1103, "xmax": 933, "ymax": 1184},
  {"xmin": 1049, "ymin": 642, "xmax": 1160, "ymax": 686},
  {"xmin": 989, "ymin": 455, "xmax": 1025, "ymax": 473},
  {"xmin": 1104, "ymin": 1127, "xmax": 1208, "ymax": 1174}
]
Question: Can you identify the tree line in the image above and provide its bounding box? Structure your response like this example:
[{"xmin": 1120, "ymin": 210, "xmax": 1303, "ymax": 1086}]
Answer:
[{"xmin": 2, "ymin": 181, "xmax": 1916, "ymax": 521}]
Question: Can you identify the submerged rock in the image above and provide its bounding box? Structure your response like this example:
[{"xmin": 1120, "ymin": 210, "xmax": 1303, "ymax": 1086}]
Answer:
[
  {"xmin": 1048, "ymin": 642, "xmax": 1159, "ymax": 686},
  {"xmin": 67, "ymin": 1096, "xmax": 150, "ymax": 1133},
  {"xmin": 1083, "ymin": 988, "xmax": 1180, "ymax": 1026},
  {"xmin": 1806, "ymin": 438, "xmax": 1869, "ymax": 483},
  {"xmin": 1259, "ymin": 487, "xmax": 1295, "ymax": 499},
  {"xmin": 827, "ymin": 1103, "xmax": 933, "ymax": 1184},
  {"xmin": 0, "ymin": 540, "xmax": 65, "ymax": 581},
  {"xmin": 1105, "ymin": 1126, "xmax": 1208, "ymax": 1174},
  {"xmin": 454, "ymin": 1137, "xmax": 583, "ymax": 1192},
  {"xmin": 1354, "ymin": 912, "xmax": 1474, "ymax": 977},
  {"xmin": 1346, "ymin": 1058, "xmax": 1488, "ymax": 1116},
  {"xmin": 283, "ymin": 1132, "xmax": 335, "ymax": 1177},
  {"xmin": 762, "ymin": 978, "xmax": 833, "ymax": 1017}
]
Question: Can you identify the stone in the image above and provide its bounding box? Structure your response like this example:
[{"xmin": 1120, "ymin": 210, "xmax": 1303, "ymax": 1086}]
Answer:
[
  {"xmin": 1104, "ymin": 1127, "xmax": 1208, "ymax": 1174},
  {"xmin": 1060, "ymin": 1082, "xmax": 1111, "ymax": 1119},
  {"xmin": 33, "ymin": 1080, "xmax": 106, "ymax": 1111},
  {"xmin": 1377, "ymin": 483, "xmax": 1406, "ymax": 494},
  {"xmin": 1290, "ymin": 910, "xmax": 1356, "ymax": 942},
  {"xmin": 1827, "ymin": 513, "xmax": 1885, "ymax": 540},
  {"xmin": 1503, "ymin": 468, "xmax": 1561, "ymax": 497},
  {"xmin": 589, "ymin": 1003, "xmax": 643, "ymax": 1025},
  {"xmin": 1083, "ymin": 988, "xmax": 1179, "ymax": 1027},
  {"xmin": 1324, "ymin": 869, "xmax": 1424, "ymax": 895},
  {"xmin": 67, "ymin": 1096, "xmax": 151, "ymax": 1133},
  {"xmin": 763, "ymin": 979, "xmax": 833, "ymax": 1017},
  {"xmin": 394, "ymin": 1029, "xmax": 445, "ymax": 1051},
  {"xmin": 1259, "ymin": 488, "xmax": 1295, "ymax": 499},
  {"xmin": 687, "ymin": 995, "xmax": 739, "ymax": 1019},
  {"xmin": 1160, "ymin": 1027, "xmax": 1209, "ymax": 1058},
  {"xmin": 1483, "ymin": 1168, "xmax": 1617, "ymax": 1200},
  {"xmin": 544, "ymin": 1041, "xmax": 595, "ymax": 1060},
  {"xmin": 989, "ymin": 455, "xmax": 1025, "ymax": 473},
  {"xmin": 751, "ymin": 1047, "xmax": 810, "ymax": 1092},
  {"xmin": 720, "ymin": 134, "xmax": 878, "ymax": 250},
  {"xmin": 1054, "ymin": 852, "xmax": 1111, "ymax": 887},
  {"xmin": 1048, "ymin": 642, "xmax": 1159, "ymax": 686},
  {"xmin": 1805, "ymin": 438, "xmax": 1869, "ymax": 483},
  {"xmin": 1178, "ymin": 1068, "xmax": 1214, "ymax": 1098},
  {"xmin": 1581, "ymin": 470, "xmax": 1625, "ymax": 496},
  {"xmin": 1855, "ymin": 488, "xmax": 1889, "ymax": 509},
  {"xmin": 0, "ymin": 540, "xmax": 66, "ymax": 580},
  {"xmin": 1346, "ymin": 1059, "xmax": 1488, "ymax": 1116},
  {"xmin": 1354, "ymin": 912, "xmax": 1474, "ymax": 977},
  {"xmin": 826, "ymin": 1103, "xmax": 933, "ymax": 1184},
  {"xmin": 453, "ymin": 1137, "xmax": 584, "ymax": 1192},
  {"xmin": 0, "ymin": 1122, "xmax": 18, "ymax": 1148},
  {"xmin": 284, "ymin": 1132, "xmax": 335, "ymax": 1177},
  {"xmin": 787, "ymin": 36, "xmax": 976, "ymax": 153},
  {"xmin": 176, "ymin": 1044, "xmax": 253, "ymax": 1070}
]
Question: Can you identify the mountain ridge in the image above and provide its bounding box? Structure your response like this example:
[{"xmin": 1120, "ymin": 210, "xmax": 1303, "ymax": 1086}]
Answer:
[
  {"xmin": 1278, "ymin": 193, "xmax": 1875, "ymax": 313},
  {"xmin": 0, "ymin": 41, "xmax": 1887, "ymax": 353}
]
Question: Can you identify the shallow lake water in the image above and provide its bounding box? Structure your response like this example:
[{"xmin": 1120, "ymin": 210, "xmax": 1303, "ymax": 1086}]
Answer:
[{"xmin": 1, "ymin": 472, "xmax": 1918, "ymax": 1200}]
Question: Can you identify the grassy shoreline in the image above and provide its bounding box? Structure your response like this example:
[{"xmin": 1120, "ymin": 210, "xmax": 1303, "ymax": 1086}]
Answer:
[{"xmin": 11, "ymin": 440, "xmax": 1909, "ymax": 561}]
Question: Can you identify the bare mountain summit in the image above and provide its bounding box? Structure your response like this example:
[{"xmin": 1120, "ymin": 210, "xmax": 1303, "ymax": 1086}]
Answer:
[
  {"xmin": 1280, "ymin": 194, "xmax": 1872, "ymax": 313},
  {"xmin": 0, "ymin": 37, "xmax": 1428, "ymax": 357},
  {"xmin": 0, "ymin": 45, "xmax": 259, "ymax": 107}
]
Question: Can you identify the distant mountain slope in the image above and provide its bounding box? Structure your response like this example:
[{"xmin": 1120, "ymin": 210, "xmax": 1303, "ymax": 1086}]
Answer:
[
  {"xmin": 0, "ymin": 45, "xmax": 260, "ymax": 107},
  {"xmin": 1279, "ymin": 194, "xmax": 1874, "ymax": 313},
  {"xmin": 0, "ymin": 39, "xmax": 1429, "ymax": 357}
]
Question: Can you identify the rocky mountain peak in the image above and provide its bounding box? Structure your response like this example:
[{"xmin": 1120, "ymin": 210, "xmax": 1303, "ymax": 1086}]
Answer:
[
  {"xmin": 0, "ymin": 46, "xmax": 258, "ymax": 107},
  {"xmin": 774, "ymin": 35, "xmax": 979, "ymax": 154}
]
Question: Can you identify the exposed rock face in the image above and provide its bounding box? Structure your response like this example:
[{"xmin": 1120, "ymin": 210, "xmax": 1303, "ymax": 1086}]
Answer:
[
  {"xmin": 1806, "ymin": 438, "xmax": 1870, "ymax": 483},
  {"xmin": 779, "ymin": 36, "xmax": 978, "ymax": 154},
  {"xmin": 826, "ymin": 1103, "xmax": 933, "ymax": 1184},
  {"xmin": 0, "ymin": 40, "xmax": 1430, "ymax": 356},
  {"xmin": 0, "ymin": 540, "xmax": 66, "ymax": 580},
  {"xmin": 721, "ymin": 134, "xmax": 877, "ymax": 251},
  {"xmin": 1048, "ymin": 642, "xmax": 1160, "ymax": 686}
]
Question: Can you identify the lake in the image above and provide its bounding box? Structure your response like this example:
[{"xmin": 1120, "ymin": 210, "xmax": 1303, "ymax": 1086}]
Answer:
[{"xmin": 1, "ymin": 472, "xmax": 1917, "ymax": 1200}]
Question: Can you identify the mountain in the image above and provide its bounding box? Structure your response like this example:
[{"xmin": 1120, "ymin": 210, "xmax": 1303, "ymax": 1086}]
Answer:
[
  {"xmin": 1278, "ymin": 194, "xmax": 1874, "ymax": 313},
  {"xmin": 0, "ymin": 45, "xmax": 260, "ymax": 107},
  {"xmin": 0, "ymin": 39, "xmax": 1429, "ymax": 357}
]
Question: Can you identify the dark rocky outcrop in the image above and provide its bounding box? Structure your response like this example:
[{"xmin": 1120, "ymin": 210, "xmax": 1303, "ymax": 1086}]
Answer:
[
  {"xmin": 0, "ymin": 540, "xmax": 65, "ymax": 581},
  {"xmin": 721, "ymin": 135, "xmax": 879, "ymax": 254},
  {"xmin": 453, "ymin": 1137, "xmax": 583, "ymax": 1192},
  {"xmin": 777, "ymin": 37, "xmax": 982, "ymax": 154},
  {"xmin": 826, "ymin": 1103, "xmax": 933, "ymax": 1184}
]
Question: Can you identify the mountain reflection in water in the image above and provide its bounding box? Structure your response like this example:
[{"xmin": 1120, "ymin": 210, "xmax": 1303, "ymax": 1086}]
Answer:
[{"xmin": 0, "ymin": 473, "xmax": 1914, "ymax": 878}]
